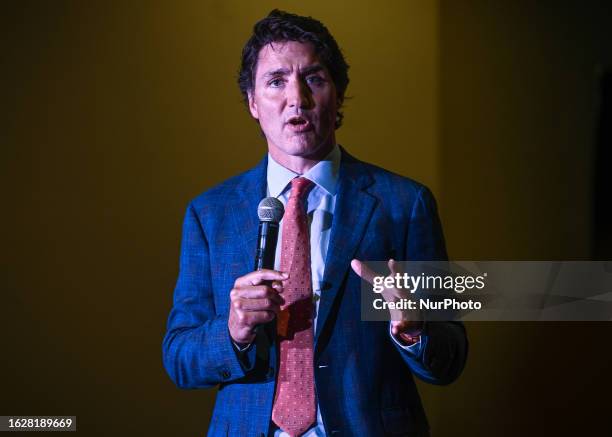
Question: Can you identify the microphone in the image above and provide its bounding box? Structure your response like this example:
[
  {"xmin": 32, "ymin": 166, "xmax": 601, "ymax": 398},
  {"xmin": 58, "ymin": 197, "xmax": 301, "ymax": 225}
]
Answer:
[{"xmin": 254, "ymin": 197, "xmax": 285, "ymax": 271}]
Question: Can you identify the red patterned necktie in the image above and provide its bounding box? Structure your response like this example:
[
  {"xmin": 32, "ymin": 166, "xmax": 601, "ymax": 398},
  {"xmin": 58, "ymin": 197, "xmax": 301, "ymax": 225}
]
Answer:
[{"xmin": 272, "ymin": 177, "xmax": 316, "ymax": 437}]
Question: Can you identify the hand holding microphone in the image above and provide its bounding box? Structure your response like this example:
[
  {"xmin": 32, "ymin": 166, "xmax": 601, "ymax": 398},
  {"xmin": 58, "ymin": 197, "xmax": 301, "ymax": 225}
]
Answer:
[{"xmin": 228, "ymin": 198, "xmax": 287, "ymax": 346}]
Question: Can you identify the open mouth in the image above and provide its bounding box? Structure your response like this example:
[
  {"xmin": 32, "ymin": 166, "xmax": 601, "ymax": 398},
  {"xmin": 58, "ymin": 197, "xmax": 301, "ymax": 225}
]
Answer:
[
  {"xmin": 287, "ymin": 116, "xmax": 307, "ymax": 125},
  {"xmin": 286, "ymin": 116, "xmax": 312, "ymax": 132}
]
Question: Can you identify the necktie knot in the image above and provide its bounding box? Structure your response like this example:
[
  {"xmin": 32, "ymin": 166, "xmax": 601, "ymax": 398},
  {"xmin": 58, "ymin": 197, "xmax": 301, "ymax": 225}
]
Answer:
[{"xmin": 289, "ymin": 177, "xmax": 314, "ymax": 201}]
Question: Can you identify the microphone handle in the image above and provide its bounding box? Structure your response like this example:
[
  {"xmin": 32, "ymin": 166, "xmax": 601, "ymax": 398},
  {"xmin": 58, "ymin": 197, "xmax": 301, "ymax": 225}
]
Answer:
[
  {"xmin": 253, "ymin": 221, "xmax": 280, "ymax": 337},
  {"xmin": 254, "ymin": 221, "xmax": 280, "ymax": 271}
]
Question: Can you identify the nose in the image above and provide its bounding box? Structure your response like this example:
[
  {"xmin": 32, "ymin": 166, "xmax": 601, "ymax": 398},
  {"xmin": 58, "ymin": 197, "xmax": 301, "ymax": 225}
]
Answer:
[{"xmin": 286, "ymin": 77, "xmax": 313, "ymax": 110}]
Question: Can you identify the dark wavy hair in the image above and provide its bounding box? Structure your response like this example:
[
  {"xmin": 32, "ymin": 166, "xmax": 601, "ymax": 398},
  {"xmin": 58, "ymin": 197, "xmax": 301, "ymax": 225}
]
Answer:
[{"xmin": 238, "ymin": 9, "xmax": 350, "ymax": 129}]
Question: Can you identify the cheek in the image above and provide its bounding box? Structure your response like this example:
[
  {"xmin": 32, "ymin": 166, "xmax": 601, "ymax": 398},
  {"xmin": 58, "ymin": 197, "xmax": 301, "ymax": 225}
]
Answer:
[
  {"xmin": 255, "ymin": 107, "xmax": 274, "ymax": 126},
  {"xmin": 316, "ymin": 95, "xmax": 337, "ymax": 121},
  {"xmin": 257, "ymin": 101, "xmax": 283, "ymax": 122},
  {"xmin": 318, "ymin": 103, "xmax": 337, "ymax": 127}
]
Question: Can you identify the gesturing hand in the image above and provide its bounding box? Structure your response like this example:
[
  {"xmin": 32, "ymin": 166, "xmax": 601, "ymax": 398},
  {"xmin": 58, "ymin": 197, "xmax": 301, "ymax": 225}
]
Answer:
[
  {"xmin": 350, "ymin": 258, "xmax": 424, "ymax": 340},
  {"xmin": 228, "ymin": 269, "xmax": 288, "ymax": 345}
]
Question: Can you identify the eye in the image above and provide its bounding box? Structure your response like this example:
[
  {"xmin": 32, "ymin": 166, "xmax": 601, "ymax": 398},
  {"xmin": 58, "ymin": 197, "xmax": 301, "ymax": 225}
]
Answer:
[
  {"xmin": 306, "ymin": 75, "xmax": 325, "ymax": 86},
  {"xmin": 268, "ymin": 78, "xmax": 284, "ymax": 88}
]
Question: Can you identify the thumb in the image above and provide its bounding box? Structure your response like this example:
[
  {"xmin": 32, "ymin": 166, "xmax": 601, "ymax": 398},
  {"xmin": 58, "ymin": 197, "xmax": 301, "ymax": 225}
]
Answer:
[{"xmin": 350, "ymin": 259, "xmax": 377, "ymax": 285}]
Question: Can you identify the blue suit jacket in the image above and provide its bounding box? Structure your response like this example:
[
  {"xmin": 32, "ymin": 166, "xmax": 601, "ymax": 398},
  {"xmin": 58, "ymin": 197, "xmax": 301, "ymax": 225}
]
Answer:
[{"xmin": 163, "ymin": 149, "xmax": 468, "ymax": 437}]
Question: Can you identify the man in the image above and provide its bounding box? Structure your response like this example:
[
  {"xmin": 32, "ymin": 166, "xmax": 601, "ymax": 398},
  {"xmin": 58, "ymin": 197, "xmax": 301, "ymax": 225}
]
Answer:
[{"xmin": 163, "ymin": 10, "xmax": 467, "ymax": 437}]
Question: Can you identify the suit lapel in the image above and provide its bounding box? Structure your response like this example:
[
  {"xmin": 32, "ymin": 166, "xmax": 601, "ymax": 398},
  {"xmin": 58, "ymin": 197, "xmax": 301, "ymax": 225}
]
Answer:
[
  {"xmin": 315, "ymin": 151, "xmax": 376, "ymax": 349},
  {"xmin": 229, "ymin": 156, "xmax": 268, "ymax": 272}
]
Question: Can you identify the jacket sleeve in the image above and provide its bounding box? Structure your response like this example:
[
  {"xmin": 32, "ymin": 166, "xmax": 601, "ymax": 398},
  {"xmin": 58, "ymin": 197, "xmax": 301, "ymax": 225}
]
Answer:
[
  {"xmin": 162, "ymin": 202, "xmax": 248, "ymax": 389},
  {"xmin": 393, "ymin": 186, "xmax": 469, "ymax": 385}
]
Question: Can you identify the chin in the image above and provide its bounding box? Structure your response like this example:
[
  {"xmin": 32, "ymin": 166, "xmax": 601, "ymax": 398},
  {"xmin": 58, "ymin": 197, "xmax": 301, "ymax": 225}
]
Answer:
[
  {"xmin": 283, "ymin": 138, "xmax": 321, "ymax": 156},
  {"xmin": 269, "ymin": 132, "xmax": 333, "ymax": 161}
]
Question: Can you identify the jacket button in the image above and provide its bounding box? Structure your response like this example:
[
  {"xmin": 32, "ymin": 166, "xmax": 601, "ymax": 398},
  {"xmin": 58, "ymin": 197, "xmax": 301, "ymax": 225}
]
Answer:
[{"xmin": 221, "ymin": 369, "xmax": 231, "ymax": 379}]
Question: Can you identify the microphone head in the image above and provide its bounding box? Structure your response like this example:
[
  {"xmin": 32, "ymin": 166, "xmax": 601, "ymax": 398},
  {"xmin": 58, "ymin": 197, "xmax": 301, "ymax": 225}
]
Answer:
[{"xmin": 257, "ymin": 197, "xmax": 285, "ymax": 223}]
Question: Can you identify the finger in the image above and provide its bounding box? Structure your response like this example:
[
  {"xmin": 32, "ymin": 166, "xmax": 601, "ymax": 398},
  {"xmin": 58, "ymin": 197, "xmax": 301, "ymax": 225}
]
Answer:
[
  {"xmin": 350, "ymin": 259, "xmax": 378, "ymax": 285},
  {"xmin": 381, "ymin": 287, "xmax": 401, "ymax": 303},
  {"xmin": 238, "ymin": 298, "xmax": 281, "ymax": 312},
  {"xmin": 270, "ymin": 280, "xmax": 284, "ymax": 293},
  {"xmin": 233, "ymin": 285, "xmax": 281, "ymax": 300},
  {"xmin": 254, "ymin": 310, "xmax": 277, "ymax": 324},
  {"xmin": 235, "ymin": 269, "xmax": 289, "ymax": 287},
  {"xmin": 392, "ymin": 319, "xmax": 424, "ymax": 336},
  {"xmin": 391, "ymin": 321, "xmax": 401, "ymax": 336},
  {"xmin": 391, "ymin": 320, "xmax": 408, "ymax": 334},
  {"xmin": 391, "ymin": 320, "xmax": 416, "ymax": 336},
  {"xmin": 388, "ymin": 258, "xmax": 400, "ymax": 276},
  {"xmin": 381, "ymin": 285, "xmax": 410, "ymax": 301},
  {"xmin": 237, "ymin": 310, "xmax": 277, "ymax": 328}
]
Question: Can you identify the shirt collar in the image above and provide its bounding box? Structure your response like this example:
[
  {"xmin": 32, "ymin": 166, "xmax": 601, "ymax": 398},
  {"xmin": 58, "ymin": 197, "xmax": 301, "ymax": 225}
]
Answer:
[{"xmin": 267, "ymin": 144, "xmax": 340, "ymax": 198}]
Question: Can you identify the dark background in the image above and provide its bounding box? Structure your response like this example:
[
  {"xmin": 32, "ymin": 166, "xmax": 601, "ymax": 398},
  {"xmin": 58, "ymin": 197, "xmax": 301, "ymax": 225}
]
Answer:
[{"xmin": 2, "ymin": 1, "xmax": 611, "ymax": 436}]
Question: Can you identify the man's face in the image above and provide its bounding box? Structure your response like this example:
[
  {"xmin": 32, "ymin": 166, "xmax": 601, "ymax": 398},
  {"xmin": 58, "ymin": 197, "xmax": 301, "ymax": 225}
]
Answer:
[{"xmin": 248, "ymin": 41, "xmax": 340, "ymax": 164}]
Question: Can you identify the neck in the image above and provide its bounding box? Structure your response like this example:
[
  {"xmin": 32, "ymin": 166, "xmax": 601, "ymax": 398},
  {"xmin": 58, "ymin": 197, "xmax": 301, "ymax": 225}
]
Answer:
[{"xmin": 269, "ymin": 143, "xmax": 335, "ymax": 174}]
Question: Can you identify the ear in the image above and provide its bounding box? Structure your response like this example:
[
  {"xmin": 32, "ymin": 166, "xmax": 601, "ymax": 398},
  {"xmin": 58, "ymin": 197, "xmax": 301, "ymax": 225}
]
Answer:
[{"xmin": 247, "ymin": 91, "xmax": 259, "ymax": 119}]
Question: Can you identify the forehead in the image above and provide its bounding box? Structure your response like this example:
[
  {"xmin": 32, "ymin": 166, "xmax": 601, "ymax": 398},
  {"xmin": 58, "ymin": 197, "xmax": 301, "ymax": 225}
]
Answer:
[{"xmin": 255, "ymin": 41, "xmax": 324, "ymax": 76}]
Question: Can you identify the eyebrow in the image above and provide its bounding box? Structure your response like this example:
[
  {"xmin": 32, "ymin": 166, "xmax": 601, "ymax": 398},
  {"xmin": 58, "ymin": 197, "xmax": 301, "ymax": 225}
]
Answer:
[{"xmin": 261, "ymin": 64, "xmax": 326, "ymax": 79}]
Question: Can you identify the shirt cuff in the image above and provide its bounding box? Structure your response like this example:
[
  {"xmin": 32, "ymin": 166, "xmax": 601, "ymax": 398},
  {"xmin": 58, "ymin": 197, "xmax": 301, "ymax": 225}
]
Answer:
[{"xmin": 232, "ymin": 339, "xmax": 253, "ymax": 353}]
